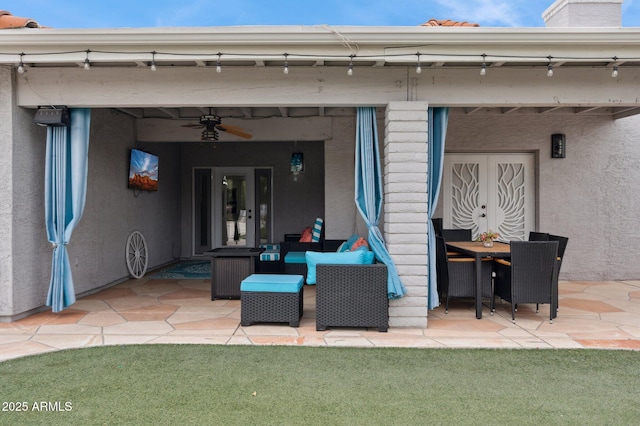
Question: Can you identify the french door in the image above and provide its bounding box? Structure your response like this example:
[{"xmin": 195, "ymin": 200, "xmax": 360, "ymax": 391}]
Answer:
[
  {"xmin": 214, "ymin": 168, "xmax": 255, "ymax": 248},
  {"xmin": 193, "ymin": 167, "xmax": 272, "ymax": 255},
  {"xmin": 442, "ymin": 153, "xmax": 535, "ymax": 241}
]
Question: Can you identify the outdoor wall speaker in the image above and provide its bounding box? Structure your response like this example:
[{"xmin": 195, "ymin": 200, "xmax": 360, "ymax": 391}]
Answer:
[
  {"xmin": 551, "ymin": 133, "xmax": 566, "ymax": 158},
  {"xmin": 34, "ymin": 107, "xmax": 70, "ymax": 127}
]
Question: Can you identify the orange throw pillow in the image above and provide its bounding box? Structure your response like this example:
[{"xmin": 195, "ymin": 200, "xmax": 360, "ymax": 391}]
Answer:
[
  {"xmin": 350, "ymin": 237, "xmax": 369, "ymax": 251},
  {"xmin": 299, "ymin": 227, "xmax": 313, "ymax": 242}
]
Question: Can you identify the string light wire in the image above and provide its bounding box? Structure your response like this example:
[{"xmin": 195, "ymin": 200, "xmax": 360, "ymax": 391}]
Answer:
[{"xmin": 6, "ymin": 49, "xmax": 636, "ymax": 78}]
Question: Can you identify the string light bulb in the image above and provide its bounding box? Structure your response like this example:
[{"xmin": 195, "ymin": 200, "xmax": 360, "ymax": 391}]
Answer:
[
  {"xmin": 150, "ymin": 51, "xmax": 157, "ymax": 71},
  {"xmin": 611, "ymin": 65, "xmax": 619, "ymax": 78},
  {"xmin": 415, "ymin": 53, "xmax": 422, "ymax": 74},
  {"xmin": 480, "ymin": 54, "xmax": 487, "ymax": 76},
  {"xmin": 17, "ymin": 53, "xmax": 25, "ymax": 74},
  {"xmin": 347, "ymin": 55, "xmax": 354, "ymax": 76},
  {"xmin": 546, "ymin": 56, "xmax": 553, "ymax": 77},
  {"xmin": 216, "ymin": 53, "xmax": 222, "ymax": 73},
  {"xmin": 83, "ymin": 50, "xmax": 91, "ymax": 70},
  {"xmin": 283, "ymin": 53, "xmax": 289, "ymax": 75}
]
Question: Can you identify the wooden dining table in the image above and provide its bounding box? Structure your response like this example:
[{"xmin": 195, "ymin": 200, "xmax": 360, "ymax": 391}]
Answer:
[{"xmin": 445, "ymin": 241, "xmax": 511, "ymax": 319}]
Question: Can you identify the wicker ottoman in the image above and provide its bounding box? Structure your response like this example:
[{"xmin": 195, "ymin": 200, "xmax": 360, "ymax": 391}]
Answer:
[{"xmin": 240, "ymin": 274, "xmax": 304, "ymax": 327}]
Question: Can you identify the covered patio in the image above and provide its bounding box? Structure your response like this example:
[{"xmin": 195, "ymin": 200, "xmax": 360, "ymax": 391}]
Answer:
[
  {"xmin": 2, "ymin": 277, "xmax": 639, "ymax": 361},
  {"xmin": 2, "ymin": 0, "xmax": 640, "ymax": 329}
]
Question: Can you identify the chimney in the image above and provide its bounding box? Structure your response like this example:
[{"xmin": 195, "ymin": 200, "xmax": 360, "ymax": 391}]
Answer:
[{"xmin": 543, "ymin": 0, "xmax": 623, "ymax": 27}]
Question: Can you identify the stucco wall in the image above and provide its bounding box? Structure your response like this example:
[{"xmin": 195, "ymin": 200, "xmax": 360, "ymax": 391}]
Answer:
[
  {"xmin": 0, "ymin": 67, "xmax": 51, "ymax": 317},
  {"xmin": 2, "ymin": 107, "xmax": 182, "ymax": 319},
  {"xmin": 9, "ymin": 96, "xmax": 50, "ymax": 316},
  {"xmin": 69, "ymin": 109, "xmax": 182, "ymax": 292},
  {"xmin": 443, "ymin": 112, "xmax": 640, "ymax": 281},
  {"xmin": 0, "ymin": 67, "xmax": 15, "ymax": 316},
  {"xmin": 325, "ymin": 116, "xmax": 375, "ymax": 240}
]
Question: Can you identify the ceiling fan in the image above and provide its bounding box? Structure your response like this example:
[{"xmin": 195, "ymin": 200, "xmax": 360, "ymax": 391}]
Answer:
[{"xmin": 181, "ymin": 108, "xmax": 252, "ymax": 140}]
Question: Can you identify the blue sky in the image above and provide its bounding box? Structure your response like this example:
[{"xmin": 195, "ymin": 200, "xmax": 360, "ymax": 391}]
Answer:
[{"xmin": 9, "ymin": 0, "xmax": 640, "ymax": 28}]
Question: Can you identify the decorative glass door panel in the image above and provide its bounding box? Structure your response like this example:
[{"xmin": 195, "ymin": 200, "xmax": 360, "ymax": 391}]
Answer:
[
  {"xmin": 443, "ymin": 154, "xmax": 535, "ymax": 241},
  {"xmin": 255, "ymin": 169, "xmax": 272, "ymax": 245},
  {"xmin": 214, "ymin": 168, "xmax": 255, "ymax": 247}
]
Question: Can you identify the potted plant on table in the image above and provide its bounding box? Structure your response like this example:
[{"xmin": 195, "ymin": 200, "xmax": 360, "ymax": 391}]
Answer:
[{"xmin": 478, "ymin": 230, "xmax": 499, "ymax": 247}]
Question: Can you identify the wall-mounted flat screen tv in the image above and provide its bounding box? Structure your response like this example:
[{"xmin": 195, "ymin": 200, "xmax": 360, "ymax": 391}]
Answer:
[{"xmin": 128, "ymin": 149, "xmax": 158, "ymax": 191}]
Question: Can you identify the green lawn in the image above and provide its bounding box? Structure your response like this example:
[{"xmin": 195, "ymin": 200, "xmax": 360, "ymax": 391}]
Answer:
[{"xmin": 1, "ymin": 345, "xmax": 639, "ymax": 425}]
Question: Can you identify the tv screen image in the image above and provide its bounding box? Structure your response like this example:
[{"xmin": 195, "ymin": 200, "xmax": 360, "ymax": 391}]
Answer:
[{"xmin": 128, "ymin": 149, "xmax": 158, "ymax": 191}]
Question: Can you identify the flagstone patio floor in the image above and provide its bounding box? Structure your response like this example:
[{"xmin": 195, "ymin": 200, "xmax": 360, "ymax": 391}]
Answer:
[{"xmin": 2, "ymin": 278, "xmax": 640, "ymax": 361}]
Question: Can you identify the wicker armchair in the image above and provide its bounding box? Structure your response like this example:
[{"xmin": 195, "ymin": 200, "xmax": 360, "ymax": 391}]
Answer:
[
  {"xmin": 493, "ymin": 241, "xmax": 559, "ymax": 323},
  {"xmin": 315, "ymin": 263, "xmax": 388, "ymax": 332}
]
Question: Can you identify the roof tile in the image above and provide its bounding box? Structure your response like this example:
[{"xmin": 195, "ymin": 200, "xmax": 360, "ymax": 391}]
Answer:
[
  {"xmin": 0, "ymin": 10, "xmax": 41, "ymax": 29},
  {"xmin": 421, "ymin": 19, "xmax": 479, "ymax": 27}
]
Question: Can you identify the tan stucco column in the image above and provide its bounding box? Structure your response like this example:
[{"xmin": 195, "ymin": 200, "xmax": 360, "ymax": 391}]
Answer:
[{"xmin": 384, "ymin": 101, "xmax": 429, "ymax": 328}]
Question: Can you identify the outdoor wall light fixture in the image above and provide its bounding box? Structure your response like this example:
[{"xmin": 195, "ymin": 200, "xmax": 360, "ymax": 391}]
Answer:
[
  {"xmin": 415, "ymin": 53, "xmax": 422, "ymax": 74},
  {"xmin": 347, "ymin": 55, "xmax": 354, "ymax": 76},
  {"xmin": 551, "ymin": 133, "xmax": 566, "ymax": 158},
  {"xmin": 480, "ymin": 54, "xmax": 487, "ymax": 76},
  {"xmin": 291, "ymin": 152, "xmax": 304, "ymax": 181},
  {"xmin": 34, "ymin": 106, "xmax": 70, "ymax": 127},
  {"xmin": 283, "ymin": 53, "xmax": 289, "ymax": 74}
]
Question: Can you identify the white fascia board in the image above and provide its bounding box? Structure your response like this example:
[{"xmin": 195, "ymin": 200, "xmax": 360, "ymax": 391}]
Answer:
[{"xmin": 1, "ymin": 25, "xmax": 639, "ymax": 63}]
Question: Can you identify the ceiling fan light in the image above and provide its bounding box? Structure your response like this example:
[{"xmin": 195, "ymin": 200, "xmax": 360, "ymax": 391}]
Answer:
[
  {"xmin": 202, "ymin": 129, "xmax": 219, "ymax": 141},
  {"xmin": 199, "ymin": 114, "xmax": 221, "ymax": 126}
]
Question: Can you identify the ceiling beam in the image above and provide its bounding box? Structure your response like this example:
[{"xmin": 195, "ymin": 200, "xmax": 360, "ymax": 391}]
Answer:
[{"xmin": 115, "ymin": 108, "xmax": 144, "ymax": 118}]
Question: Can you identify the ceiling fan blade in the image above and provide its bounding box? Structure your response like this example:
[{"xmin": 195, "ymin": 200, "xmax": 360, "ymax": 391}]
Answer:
[{"xmin": 217, "ymin": 124, "xmax": 252, "ymax": 139}]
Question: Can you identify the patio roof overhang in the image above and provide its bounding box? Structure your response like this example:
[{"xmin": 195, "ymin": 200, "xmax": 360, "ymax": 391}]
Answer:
[
  {"xmin": 3, "ymin": 26, "xmax": 640, "ymax": 68},
  {"xmin": 4, "ymin": 25, "xmax": 640, "ymax": 120}
]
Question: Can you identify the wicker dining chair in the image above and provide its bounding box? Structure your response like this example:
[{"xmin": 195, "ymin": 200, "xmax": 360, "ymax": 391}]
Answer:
[
  {"xmin": 548, "ymin": 234, "xmax": 569, "ymax": 317},
  {"xmin": 441, "ymin": 228, "xmax": 472, "ymax": 242},
  {"xmin": 493, "ymin": 241, "xmax": 559, "ymax": 323},
  {"xmin": 528, "ymin": 231, "xmax": 550, "ymax": 241},
  {"xmin": 435, "ymin": 236, "xmax": 493, "ymax": 314}
]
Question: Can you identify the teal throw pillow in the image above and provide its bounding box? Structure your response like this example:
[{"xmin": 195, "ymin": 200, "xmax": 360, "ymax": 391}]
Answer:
[{"xmin": 338, "ymin": 234, "xmax": 360, "ymax": 252}]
